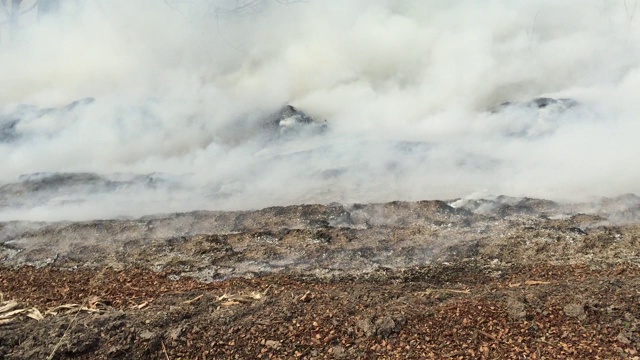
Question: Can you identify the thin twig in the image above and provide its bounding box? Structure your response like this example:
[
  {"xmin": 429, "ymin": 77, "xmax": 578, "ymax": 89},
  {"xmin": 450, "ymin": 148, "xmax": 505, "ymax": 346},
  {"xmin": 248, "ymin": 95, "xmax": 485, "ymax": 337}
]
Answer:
[
  {"xmin": 476, "ymin": 329, "xmax": 497, "ymax": 341},
  {"xmin": 161, "ymin": 340, "xmax": 171, "ymax": 360}
]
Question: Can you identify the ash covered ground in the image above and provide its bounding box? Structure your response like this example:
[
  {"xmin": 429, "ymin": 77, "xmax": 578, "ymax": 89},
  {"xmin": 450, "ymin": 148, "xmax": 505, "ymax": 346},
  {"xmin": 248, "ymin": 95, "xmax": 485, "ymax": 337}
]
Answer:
[{"xmin": 2, "ymin": 195, "xmax": 640, "ymax": 359}]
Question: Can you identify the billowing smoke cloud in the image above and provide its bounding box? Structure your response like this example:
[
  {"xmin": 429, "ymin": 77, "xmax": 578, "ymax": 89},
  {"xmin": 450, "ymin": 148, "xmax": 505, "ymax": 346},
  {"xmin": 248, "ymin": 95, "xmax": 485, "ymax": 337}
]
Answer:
[{"xmin": 1, "ymin": 0, "xmax": 640, "ymax": 221}]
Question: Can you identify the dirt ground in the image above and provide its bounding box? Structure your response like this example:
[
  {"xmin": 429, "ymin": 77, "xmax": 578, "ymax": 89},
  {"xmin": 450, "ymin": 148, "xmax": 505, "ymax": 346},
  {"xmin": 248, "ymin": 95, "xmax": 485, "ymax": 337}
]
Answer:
[{"xmin": 1, "ymin": 196, "xmax": 640, "ymax": 359}]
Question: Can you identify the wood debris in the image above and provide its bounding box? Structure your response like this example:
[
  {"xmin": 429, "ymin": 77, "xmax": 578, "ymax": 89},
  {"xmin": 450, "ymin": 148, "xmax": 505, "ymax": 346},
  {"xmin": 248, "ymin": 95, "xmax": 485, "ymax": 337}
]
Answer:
[
  {"xmin": 216, "ymin": 291, "xmax": 264, "ymax": 306},
  {"xmin": 0, "ymin": 296, "xmax": 110, "ymax": 325},
  {"xmin": 183, "ymin": 294, "xmax": 204, "ymax": 304},
  {"xmin": 416, "ymin": 288, "xmax": 471, "ymax": 296},
  {"xmin": 508, "ymin": 280, "xmax": 552, "ymax": 288}
]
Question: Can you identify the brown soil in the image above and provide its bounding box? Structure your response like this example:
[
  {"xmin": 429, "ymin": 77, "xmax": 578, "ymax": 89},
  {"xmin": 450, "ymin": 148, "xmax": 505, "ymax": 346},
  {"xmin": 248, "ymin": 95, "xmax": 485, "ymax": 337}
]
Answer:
[{"xmin": 1, "ymin": 197, "xmax": 640, "ymax": 359}]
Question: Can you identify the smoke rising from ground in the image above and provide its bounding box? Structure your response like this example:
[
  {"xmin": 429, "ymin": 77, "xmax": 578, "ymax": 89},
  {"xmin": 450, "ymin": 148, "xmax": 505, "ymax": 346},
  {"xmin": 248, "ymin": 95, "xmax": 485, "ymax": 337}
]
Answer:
[{"xmin": 1, "ymin": 0, "xmax": 640, "ymax": 221}]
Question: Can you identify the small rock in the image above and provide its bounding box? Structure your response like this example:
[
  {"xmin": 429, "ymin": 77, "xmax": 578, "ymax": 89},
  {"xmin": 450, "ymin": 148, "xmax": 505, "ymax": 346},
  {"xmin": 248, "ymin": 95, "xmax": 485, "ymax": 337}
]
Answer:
[
  {"xmin": 356, "ymin": 318, "xmax": 375, "ymax": 337},
  {"xmin": 563, "ymin": 303, "xmax": 586, "ymax": 320},
  {"xmin": 506, "ymin": 298, "xmax": 527, "ymax": 319},
  {"xmin": 168, "ymin": 326, "xmax": 184, "ymax": 341},
  {"xmin": 265, "ymin": 340, "xmax": 281, "ymax": 349},
  {"xmin": 356, "ymin": 315, "xmax": 405, "ymax": 338},
  {"xmin": 139, "ymin": 330, "xmax": 155, "ymax": 340},
  {"xmin": 374, "ymin": 316, "xmax": 396, "ymax": 338},
  {"xmin": 331, "ymin": 345, "xmax": 346, "ymax": 358},
  {"xmin": 617, "ymin": 332, "xmax": 632, "ymax": 345}
]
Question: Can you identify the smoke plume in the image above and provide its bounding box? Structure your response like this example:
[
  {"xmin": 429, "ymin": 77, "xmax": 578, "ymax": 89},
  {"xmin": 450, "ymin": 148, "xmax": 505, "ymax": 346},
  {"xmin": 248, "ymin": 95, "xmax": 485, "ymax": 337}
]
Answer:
[{"xmin": 1, "ymin": 0, "xmax": 640, "ymax": 221}]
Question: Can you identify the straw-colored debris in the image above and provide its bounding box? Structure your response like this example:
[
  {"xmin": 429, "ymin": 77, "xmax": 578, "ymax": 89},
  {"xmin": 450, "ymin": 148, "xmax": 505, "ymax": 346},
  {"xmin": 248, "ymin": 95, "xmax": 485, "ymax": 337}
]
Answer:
[
  {"xmin": 415, "ymin": 288, "xmax": 471, "ymax": 296},
  {"xmin": 0, "ymin": 292, "xmax": 108, "ymax": 325},
  {"xmin": 508, "ymin": 280, "xmax": 552, "ymax": 288},
  {"xmin": 1, "ymin": 288, "xmax": 267, "ymax": 324},
  {"xmin": 217, "ymin": 291, "xmax": 264, "ymax": 306}
]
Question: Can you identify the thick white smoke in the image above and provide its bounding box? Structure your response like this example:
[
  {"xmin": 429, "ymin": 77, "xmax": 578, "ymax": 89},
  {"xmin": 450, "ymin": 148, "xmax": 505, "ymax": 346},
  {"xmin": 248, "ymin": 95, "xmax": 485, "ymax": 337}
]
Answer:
[{"xmin": 1, "ymin": 0, "xmax": 640, "ymax": 221}]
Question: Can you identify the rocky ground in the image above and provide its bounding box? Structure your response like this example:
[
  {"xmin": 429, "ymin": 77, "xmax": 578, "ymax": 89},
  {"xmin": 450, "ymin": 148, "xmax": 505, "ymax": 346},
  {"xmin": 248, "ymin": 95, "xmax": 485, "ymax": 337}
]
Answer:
[{"xmin": 1, "ymin": 195, "xmax": 640, "ymax": 359}]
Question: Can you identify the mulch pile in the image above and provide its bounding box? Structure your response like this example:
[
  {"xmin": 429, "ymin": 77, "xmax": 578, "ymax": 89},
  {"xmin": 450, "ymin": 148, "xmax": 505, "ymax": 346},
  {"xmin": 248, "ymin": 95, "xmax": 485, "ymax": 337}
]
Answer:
[{"xmin": 1, "ymin": 262, "xmax": 639, "ymax": 359}]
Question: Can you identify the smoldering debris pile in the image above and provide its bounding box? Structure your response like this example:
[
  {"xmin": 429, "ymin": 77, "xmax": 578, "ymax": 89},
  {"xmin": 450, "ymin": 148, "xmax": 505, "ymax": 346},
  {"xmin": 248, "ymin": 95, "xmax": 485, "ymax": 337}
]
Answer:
[{"xmin": 1, "ymin": 195, "xmax": 639, "ymax": 281}]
